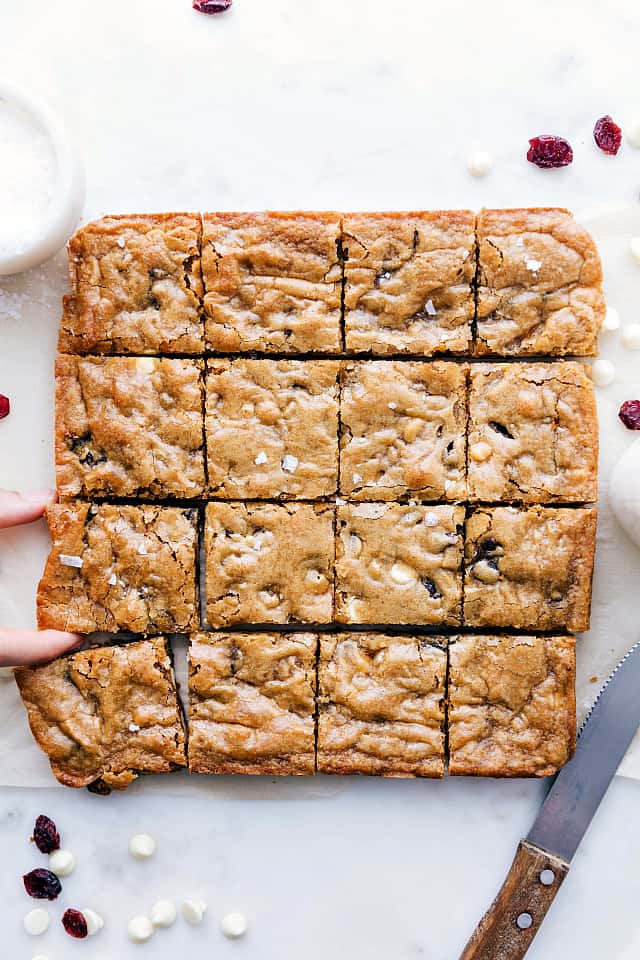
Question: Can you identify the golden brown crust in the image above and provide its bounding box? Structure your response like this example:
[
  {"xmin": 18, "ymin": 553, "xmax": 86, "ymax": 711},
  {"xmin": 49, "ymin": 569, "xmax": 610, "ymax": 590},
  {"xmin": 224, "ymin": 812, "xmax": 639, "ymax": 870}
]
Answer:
[
  {"xmin": 475, "ymin": 208, "xmax": 605, "ymax": 356},
  {"xmin": 448, "ymin": 634, "xmax": 576, "ymax": 777},
  {"xmin": 317, "ymin": 634, "xmax": 446, "ymax": 777},
  {"xmin": 335, "ymin": 503, "xmax": 464, "ymax": 625},
  {"xmin": 37, "ymin": 503, "xmax": 199, "ymax": 634},
  {"xmin": 205, "ymin": 502, "xmax": 335, "ymax": 626},
  {"xmin": 60, "ymin": 214, "xmax": 204, "ymax": 355},
  {"xmin": 188, "ymin": 632, "xmax": 317, "ymax": 775},
  {"xmin": 339, "ymin": 361, "xmax": 467, "ymax": 500},
  {"xmin": 202, "ymin": 211, "xmax": 342, "ymax": 353},
  {"xmin": 464, "ymin": 506, "xmax": 597, "ymax": 632},
  {"xmin": 206, "ymin": 358, "xmax": 339, "ymax": 498},
  {"xmin": 342, "ymin": 211, "xmax": 475, "ymax": 355},
  {"xmin": 14, "ymin": 638, "xmax": 186, "ymax": 789},
  {"xmin": 55, "ymin": 355, "xmax": 205, "ymax": 499},
  {"xmin": 467, "ymin": 362, "xmax": 598, "ymax": 503}
]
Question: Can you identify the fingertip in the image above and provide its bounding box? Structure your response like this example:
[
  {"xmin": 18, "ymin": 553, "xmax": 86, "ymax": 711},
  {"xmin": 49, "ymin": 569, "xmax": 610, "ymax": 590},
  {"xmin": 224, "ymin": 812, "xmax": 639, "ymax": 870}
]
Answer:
[{"xmin": 21, "ymin": 488, "xmax": 58, "ymax": 506}]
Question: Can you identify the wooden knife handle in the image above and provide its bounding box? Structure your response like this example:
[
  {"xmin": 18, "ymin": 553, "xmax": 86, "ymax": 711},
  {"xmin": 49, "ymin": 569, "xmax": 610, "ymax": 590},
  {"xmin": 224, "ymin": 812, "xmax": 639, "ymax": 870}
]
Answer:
[{"xmin": 459, "ymin": 840, "xmax": 569, "ymax": 960}]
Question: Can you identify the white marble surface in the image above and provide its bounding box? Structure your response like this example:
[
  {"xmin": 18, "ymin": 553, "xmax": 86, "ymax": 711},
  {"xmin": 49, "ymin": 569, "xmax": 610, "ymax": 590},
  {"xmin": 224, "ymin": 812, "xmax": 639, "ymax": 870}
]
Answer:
[{"xmin": 2, "ymin": 0, "xmax": 640, "ymax": 956}]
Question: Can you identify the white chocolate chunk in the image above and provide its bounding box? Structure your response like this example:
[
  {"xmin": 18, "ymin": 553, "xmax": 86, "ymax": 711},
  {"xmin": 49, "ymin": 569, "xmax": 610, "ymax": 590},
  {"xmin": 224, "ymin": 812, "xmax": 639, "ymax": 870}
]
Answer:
[
  {"xmin": 181, "ymin": 899, "xmax": 207, "ymax": 926},
  {"xmin": 150, "ymin": 899, "xmax": 177, "ymax": 928},
  {"xmin": 59, "ymin": 554, "xmax": 83, "ymax": 568},
  {"xmin": 23, "ymin": 909, "xmax": 49, "ymax": 936},
  {"xmin": 83, "ymin": 909, "xmax": 104, "ymax": 936},
  {"xmin": 621, "ymin": 322, "xmax": 640, "ymax": 349},
  {"xmin": 473, "ymin": 559, "xmax": 501, "ymax": 584},
  {"xmin": 470, "ymin": 441, "xmax": 493, "ymax": 462},
  {"xmin": 424, "ymin": 512, "xmax": 439, "ymax": 527},
  {"xmin": 602, "ymin": 306, "xmax": 621, "ymax": 331},
  {"xmin": 221, "ymin": 911, "xmax": 248, "ymax": 939},
  {"xmin": 129, "ymin": 833, "xmax": 156, "ymax": 860},
  {"xmin": 467, "ymin": 149, "xmax": 493, "ymax": 177},
  {"xmin": 630, "ymin": 236, "xmax": 640, "ymax": 263},
  {"xmin": 590, "ymin": 358, "xmax": 616, "ymax": 387},
  {"xmin": 390, "ymin": 561, "xmax": 416, "ymax": 584},
  {"xmin": 135, "ymin": 357, "xmax": 157, "ymax": 374},
  {"xmin": 626, "ymin": 116, "xmax": 640, "ymax": 148},
  {"xmin": 49, "ymin": 848, "xmax": 75, "ymax": 876},
  {"xmin": 127, "ymin": 915, "xmax": 153, "ymax": 943}
]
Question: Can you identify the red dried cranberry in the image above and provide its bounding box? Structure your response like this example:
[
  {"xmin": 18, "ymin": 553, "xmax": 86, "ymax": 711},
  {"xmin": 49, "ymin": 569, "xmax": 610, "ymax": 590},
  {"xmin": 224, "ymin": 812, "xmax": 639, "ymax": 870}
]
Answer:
[
  {"xmin": 619, "ymin": 399, "xmax": 640, "ymax": 430},
  {"xmin": 32, "ymin": 815, "xmax": 60, "ymax": 854},
  {"xmin": 594, "ymin": 115, "xmax": 622, "ymax": 155},
  {"xmin": 193, "ymin": 0, "xmax": 232, "ymax": 12},
  {"xmin": 23, "ymin": 868, "xmax": 62, "ymax": 900},
  {"xmin": 62, "ymin": 908, "xmax": 88, "ymax": 939},
  {"xmin": 527, "ymin": 135, "xmax": 573, "ymax": 169},
  {"xmin": 0, "ymin": 395, "xmax": 9, "ymax": 419}
]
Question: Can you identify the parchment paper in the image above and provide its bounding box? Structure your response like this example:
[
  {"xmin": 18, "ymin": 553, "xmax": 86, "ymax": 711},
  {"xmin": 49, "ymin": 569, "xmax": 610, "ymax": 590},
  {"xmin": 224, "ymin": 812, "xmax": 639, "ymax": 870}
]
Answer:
[{"xmin": 0, "ymin": 206, "xmax": 639, "ymax": 791}]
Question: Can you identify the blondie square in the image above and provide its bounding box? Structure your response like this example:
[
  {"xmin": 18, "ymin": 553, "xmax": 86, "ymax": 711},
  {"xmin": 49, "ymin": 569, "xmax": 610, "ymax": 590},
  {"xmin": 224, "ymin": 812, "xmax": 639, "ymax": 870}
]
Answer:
[
  {"xmin": 205, "ymin": 502, "xmax": 334, "ymax": 626},
  {"xmin": 14, "ymin": 638, "xmax": 187, "ymax": 790},
  {"xmin": 60, "ymin": 214, "xmax": 204, "ymax": 355},
  {"xmin": 335, "ymin": 503, "xmax": 464, "ymax": 625},
  {"xmin": 317, "ymin": 634, "xmax": 447, "ymax": 777},
  {"xmin": 37, "ymin": 503, "xmax": 199, "ymax": 634},
  {"xmin": 464, "ymin": 506, "xmax": 597, "ymax": 632},
  {"xmin": 188, "ymin": 632, "xmax": 317, "ymax": 775},
  {"xmin": 206, "ymin": 358, "xmax": 339, "ymax": 498},
  {"xmin": 342, "ymin": 211, "xmax": 475, "ymax": 355},
  {"xmin": 467, "ymin": 362, "xmax": 598, "ymax": 503},
  {"xmin": 55, "ymin": 355, "xmax": 206, "ymax": 500},
  {"xmin": 448, "ymin": 635, "xmax": 576, "ymax": 777},
  {"xmin": 475, "ymin": 208, "xmax": 605, "ymax": 356},
  {"xmin": 339, "ymin": 360, "xmax": 467, "ymax": 500},
  {"xmin": 202, "ymin": 212, "xmax": 342, "ymax": 352}
]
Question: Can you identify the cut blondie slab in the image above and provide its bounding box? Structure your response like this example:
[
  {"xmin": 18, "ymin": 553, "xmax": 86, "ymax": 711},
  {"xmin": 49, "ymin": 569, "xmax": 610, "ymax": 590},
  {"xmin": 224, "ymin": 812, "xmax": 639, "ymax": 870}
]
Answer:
[
  {"xmin": 206, "ymin": 358, "xmax": 339, "ymax": 498},
  {"xmin": 59, "ymin": 214, "xmax": 204, "ymax": 355},
  {"xmin": 317, "ymin": 634, "xmax": 447, "ymax": 777},
  {"xmin": 205, "ymin": 502, "xmax": 334, "ymax": 626},
  {"xmin": 467, "ymin": 362, "xmax": 598, "ymax": 503},
  {"xmin": 342, "ymin": 211, "xmax": 475, "ymax": 355},
  {"xmin": 55, "ymin": 355, "xmax": 205, "ymax": 500},
  {"xmin": 448, "ymin": 634, "xmax": 576, "ymax": 777},
  {"xmin": 37, "ymin": 503, "xmax": 199, "ymax": 634},
  {"xmin": 464, "ymin": 506, "xmax": 597, "ymax": 632},
  {"xmin": 202, "ymin": 212, "xmax": 342, "ymax": 353},
  {"xmin": 475, "ymin": 208, "xmax": 605, "ymax": 356},
  {"xmin": 339, "ymin": 360, "xmax": 467, "ymax": 500},
  {"xmin": 335, "ymin": 503, "xmax": 464, "ymax": 625},
  {"xmin": 14, "ymin": 638, "xmax": 187, "ymax": 790},
  {"xmin": 188, "ymin": 632, "xmax": 317, "ymax": 775}
]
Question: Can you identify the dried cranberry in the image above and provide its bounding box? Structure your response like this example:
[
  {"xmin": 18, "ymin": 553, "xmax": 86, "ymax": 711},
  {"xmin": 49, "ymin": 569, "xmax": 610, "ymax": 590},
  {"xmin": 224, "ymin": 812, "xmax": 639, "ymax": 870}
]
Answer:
[
  {"xmin": 32, "ymin": 815, "xmax": 60, "ymax": 854},
  {"xmin": 594, "ymin": 115, "xmax": 622, "ymax": 155},
  {"xmin": 62, "ymin": 908, "xmax": 88, "ymax": 939},
  {"xmin": 619, "ymin": 400, "xmax": 640, "ymax": 430},
  {"xmin": 23, "ymin": 868, "xmax": 62, "ymax": 900},
  {"xmin": 527, "ymin": 135, "xmax": 573, "ymax": 169},
  {"xmin": 0, "ymin": 395, "xmax": 9, "ymax": 419},
  {"xmin": 193, "ymin": 0, "xmax": 232, "ymax": 13}
]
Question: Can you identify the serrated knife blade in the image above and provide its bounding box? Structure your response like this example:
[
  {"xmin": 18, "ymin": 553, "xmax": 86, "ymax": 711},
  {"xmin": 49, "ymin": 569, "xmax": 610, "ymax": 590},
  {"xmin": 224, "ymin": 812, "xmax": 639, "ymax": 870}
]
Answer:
[{"xmin": 459, "ymin": 640, "xmax": 640, "ymax": 960}]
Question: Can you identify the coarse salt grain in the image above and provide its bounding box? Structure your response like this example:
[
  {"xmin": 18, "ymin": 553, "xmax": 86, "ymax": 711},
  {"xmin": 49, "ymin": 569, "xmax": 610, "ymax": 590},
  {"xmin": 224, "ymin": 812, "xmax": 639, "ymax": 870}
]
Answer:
[
  {"xmin": 388, "ymin": 402, "xmax": 397, "ymax": 409},
  {"xmin": 352, "ymin": 473, "xmax": 362, "ymax": 485},
  {"xmin": 525, "ymin": 258, "xmax": 542, "ymax": 272},
  {"xmin": 425, "ymin": 512, "xmax": 439, "ymax": 527},
  {"xmin": 128, "ymin": 723, "xmax": 140, "ymax": 733},
  {"xmin": 281, "ymin": 455, "xmax": 298, "ymax": 473},
  {"xmin": 425, "ymin": 299, "xmax": 437, "ymax": 316},
  {"xmin": 254, "ymin": 451, "xmax": 267, "ymax": 465},
  {"xmin": 59, "ymin": 554, "xmax": 83, "ymax": 568},
  {"xmin": 108, "ymin": 573, "xmax": 117, "ymax": 586},
  {"xmin": 137, "ymin": 544, "xmax": 148, "ymax": 555}
]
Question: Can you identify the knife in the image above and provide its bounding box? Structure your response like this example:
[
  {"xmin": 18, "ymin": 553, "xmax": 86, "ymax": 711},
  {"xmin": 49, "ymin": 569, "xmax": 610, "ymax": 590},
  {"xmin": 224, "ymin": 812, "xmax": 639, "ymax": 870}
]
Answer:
[{"xmin": 459, "ymin": 640, "xmax": 640, "ymax": 960}]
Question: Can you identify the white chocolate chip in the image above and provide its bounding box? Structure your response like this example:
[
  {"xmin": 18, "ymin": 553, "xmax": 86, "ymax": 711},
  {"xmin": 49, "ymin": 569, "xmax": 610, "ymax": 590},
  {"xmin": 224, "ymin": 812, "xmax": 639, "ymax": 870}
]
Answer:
[
  {"xmin": 150, "ymin": 900, "xmax": 177, "ymax": 928},
  {"xmin": 525, "ymin": 258, "xmax": 542, "ymax": 272},
  {"xmin": 626, "ymin": 116, "xmax": 640, "ymax": 148},
  {"xmin": 181, "ymin": 899, "xmax": 207, "ymax": 926},
  {"xmin": 281, "ymin": 454, "xmax": 298, "ymax": 473},
  {"xmin": 221, "ymin": 911, "xmax": 248, "ymax": 939},
  {"xmin": 128, "ymin": 723, "xmax": 140, "ymax": 733},
  {"xmin": 630, "ymin": 237, "xmax": 640, "ymax": 263},
  {"xmin": 254, "ymin": 451, "xmax": 267, "ymax": 465},
  {"xmin": 602, "ymin": 306, "xmax": 621, "ymax": 331},
  {"xmin": 590, "ymin": 358, "xmax": 616, "ymax": 387},
  {"xmin": 258, "ymin": 588, "xmax": 281, "ymax": 610},
  {"xmin": 473, "ymin": 559, "xmax": 501, "ymax": 584},
  {"xmin": 59, "ymin": 554, "xmax": 83, "ymax": 568},
  {"xmin": 129, "ymin": 833, "xmax": 156, "ymax": 860},
  {"xmin": 470, "ymin": 441, "xmax": 493, "ymax": 462},
  {"xmin": 83, "ymin": 909, "xmax": 104, "ymax": 936},
  {"xmin": 390, "ymin": 561, "xmax": 416, "ymax": 584},
  {"xmin": 135, "ymin": 357, "xmax": 157, "ymax": 373},
  {"xmin": 49, "ymin": 848, "xmax": 75, "ymax": 876},
  {"xmin": 425, "ymin": 299, "xmax": 437, "ymax": 316},
  {"xmin": 23, "ymin": 908, "xmax": 50, "ymax": 936},
  {"xmin": 467, "ymin": 149, "xmax": 493, "ymax": 177},
  {"xmin": 424, "ymin": 512, "xmax": 439, "ymax": 527},
  {"xmin": 127, "ymin": 915, "xmax": 153, "ymax": 943},
  {"xmin": 621, "ymin": 322, "xmax": 640, "ymax": 349},
  {"xmin": 387, "ymin": 401, "xmax": 397, "ymax": 410}
]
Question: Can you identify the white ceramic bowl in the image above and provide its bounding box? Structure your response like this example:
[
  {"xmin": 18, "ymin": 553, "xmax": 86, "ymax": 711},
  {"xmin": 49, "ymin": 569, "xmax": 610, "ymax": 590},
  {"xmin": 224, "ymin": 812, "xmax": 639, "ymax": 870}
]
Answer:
[{"xmin": 0, "ymin": 80, "xmax": 85, "ymax": 277}]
